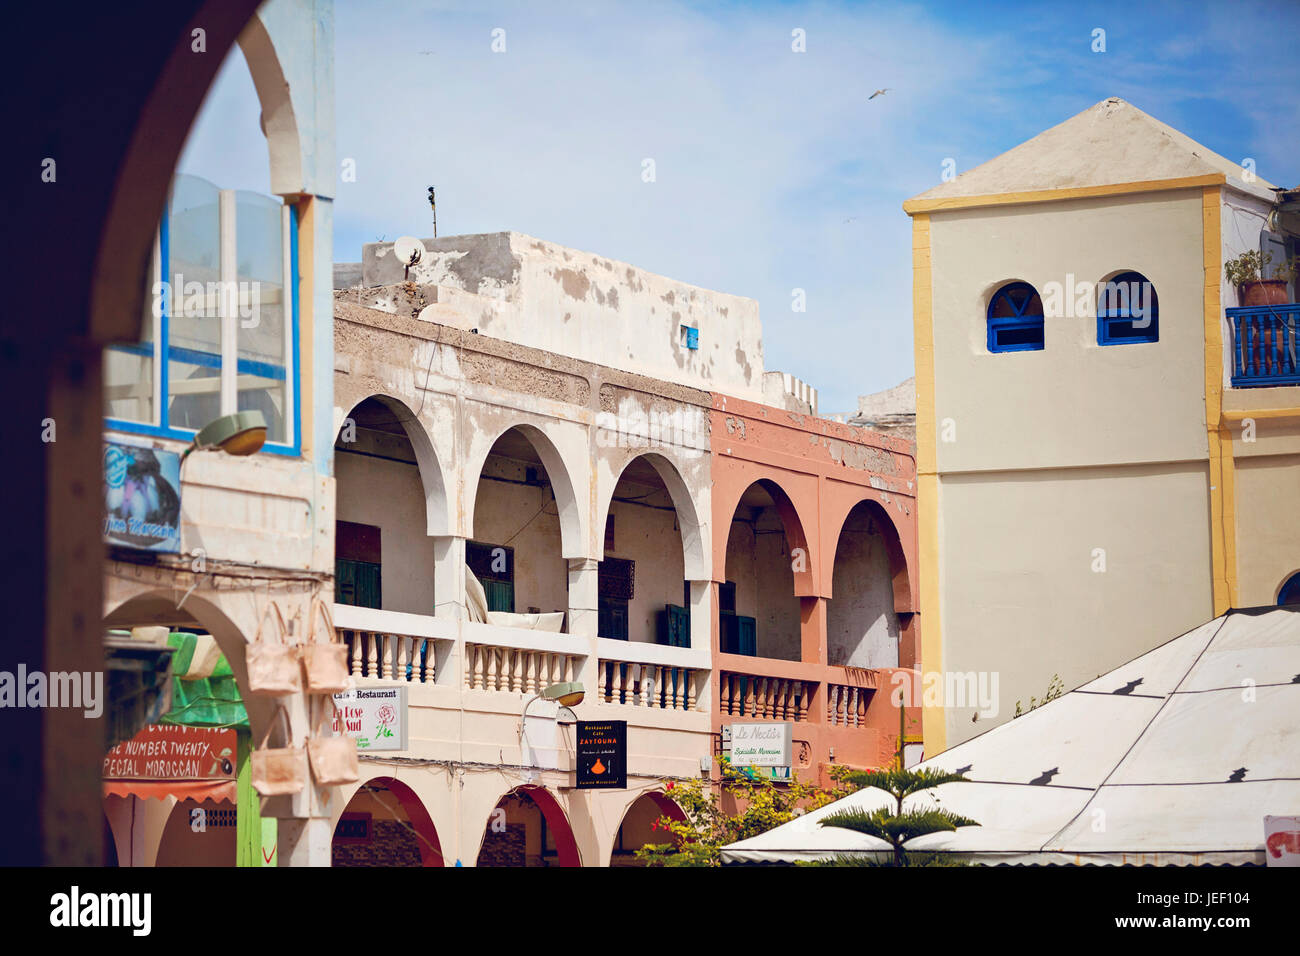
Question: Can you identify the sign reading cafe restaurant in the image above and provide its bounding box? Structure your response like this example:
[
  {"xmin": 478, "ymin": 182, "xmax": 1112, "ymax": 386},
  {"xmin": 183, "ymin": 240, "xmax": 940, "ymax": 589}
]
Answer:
[{"xmin": 332, "ymin": 686, "xmax": 408, "ymax": 752}]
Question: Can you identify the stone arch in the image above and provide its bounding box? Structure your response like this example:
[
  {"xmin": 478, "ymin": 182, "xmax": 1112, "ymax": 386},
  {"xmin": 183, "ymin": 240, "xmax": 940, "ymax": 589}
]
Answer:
[
  {"xmin": 331, "ymin": 776, "xmax": 444, "ymax": 867},
  {"xmin": 475, "ymin": 784, "xmax": 581, "ymax": 867},
  {"xmin": 609, "ymin": 790, "xmax": 687, "ymax": 866},
  {"xmin": 466, "ymin": 422, "xmax": 585, "ymax": 560},
  {"xmin": 598, "ymin": 452, "xmax": 708, "ymax": 581},
  {"xmin": 337, "ymin": 393, "xmax": 451, "ymax": 536},
  {"xmin": 823, "ymin": 495, "xmax": 915, "ymax": 613},
  {"xmin": 719, "ymin": 476, "xmax": 816, "ymax": 597},
  {"xmin": 236, "ymin": 14, "xmax": 303, "ymax": 197}
]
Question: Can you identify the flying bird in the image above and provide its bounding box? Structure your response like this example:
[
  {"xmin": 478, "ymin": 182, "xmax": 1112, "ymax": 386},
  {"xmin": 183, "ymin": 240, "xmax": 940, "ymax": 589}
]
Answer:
[{"xmin": 868, "ymin": 88, "xmax": 891, "ymax": 100}]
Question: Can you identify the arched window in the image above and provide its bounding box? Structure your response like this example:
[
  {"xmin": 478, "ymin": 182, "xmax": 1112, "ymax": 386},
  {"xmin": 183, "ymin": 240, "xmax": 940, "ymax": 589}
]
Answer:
[
  {"xmin": 1278, "ymin": 572, "xmax": 1300, "ymax": 606},
  {"xmin": 987, "ymin": 282, "xmax": 1044, "ymax": 353},
  {"xmin": 1097, "ymin": 271, "xmax": 1159, "ymax": 344}
]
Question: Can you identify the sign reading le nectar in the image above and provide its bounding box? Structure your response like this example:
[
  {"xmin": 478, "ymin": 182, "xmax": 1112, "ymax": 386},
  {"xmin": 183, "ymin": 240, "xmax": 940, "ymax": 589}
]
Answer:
[
  {"xmin": 103, "ymin": 441, "xmax": 182, "ymax": 553},
  {"xmin": 728, "ymin": 722, "xmax": 793, "ymax": 768},
  {"xmin": 332, "ymin": 686, "xmax": 408, "ymax": 752},
  {"xmin": 576, "ymin": 720, "xmax": 627, "ymax": 789}
]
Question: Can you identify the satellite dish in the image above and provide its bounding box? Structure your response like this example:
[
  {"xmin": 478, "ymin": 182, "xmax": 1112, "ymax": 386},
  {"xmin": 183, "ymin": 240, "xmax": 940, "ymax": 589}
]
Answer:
[{"xmin": 393, "ymin": 236, "xmax": 423, "ymax": 267}]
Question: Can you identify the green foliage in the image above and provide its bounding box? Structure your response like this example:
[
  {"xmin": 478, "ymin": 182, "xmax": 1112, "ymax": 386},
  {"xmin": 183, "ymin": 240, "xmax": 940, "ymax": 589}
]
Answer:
[
  {"xmin": 634, "ymin": 757, "xmax": 843, "ymax": 867},
  {"xmin": 1224, "ymin": 249, "xmax": 1298, "ymax": 287},
  {"xmin": 1014, "ymin": 673, "xmax": 1064, "ymax": 718},
  {"xmin": 817, "ymin": 765, "xmax": 978, "ymax": 866}
]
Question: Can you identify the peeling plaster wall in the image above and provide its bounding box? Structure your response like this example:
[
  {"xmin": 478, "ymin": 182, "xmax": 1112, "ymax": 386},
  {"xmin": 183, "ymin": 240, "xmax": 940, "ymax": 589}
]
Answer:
[
  {"xmin": 605, "ymin": 481, "xmax": 687, "ymax": 644},
  {"xmin": 359, "ymin": 233, "xmax": 763, "ymax": 401},
  {"xmin": 826, "ymin": 518, "xmax": 899, "ymax": 668}
]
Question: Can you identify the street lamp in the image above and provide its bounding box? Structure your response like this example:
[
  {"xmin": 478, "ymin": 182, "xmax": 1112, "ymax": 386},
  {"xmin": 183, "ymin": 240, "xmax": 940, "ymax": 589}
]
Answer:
[{"xmin": 180, "ymin": 410, "xmax": 267, "ymax": 463}]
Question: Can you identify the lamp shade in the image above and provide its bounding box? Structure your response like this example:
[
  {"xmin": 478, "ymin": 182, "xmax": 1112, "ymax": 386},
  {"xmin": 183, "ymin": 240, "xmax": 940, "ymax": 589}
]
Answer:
[{"xmin": 193, "ymin": 410, "xmax": 267, "ymax": 456}]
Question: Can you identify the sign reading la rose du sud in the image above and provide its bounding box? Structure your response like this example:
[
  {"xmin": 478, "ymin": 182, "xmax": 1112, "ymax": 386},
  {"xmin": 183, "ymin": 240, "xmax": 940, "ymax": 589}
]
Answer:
[
  {"xmin": 103, "ymin": 440, "xmax": 182, "ymax": 554},
  {"xmin": 727, "ymin": 721, "xmax": 793, "ymax": 768},
  {"xmin": 576, "ymin": 720, "xmax": 627, "ymax": 789},
  {"xmin": 332, "ymin": 686, "xmax": 408, "ymax": 752}
]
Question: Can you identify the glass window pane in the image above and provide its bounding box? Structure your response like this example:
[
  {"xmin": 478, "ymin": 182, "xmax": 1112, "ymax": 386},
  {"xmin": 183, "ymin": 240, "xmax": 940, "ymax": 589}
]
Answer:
[
  {"xmin": 236, "ymin": 190, "xmax": 287, "ymax": 444},
  {"xmin": 104, "ymin": 346, "xmax": 154, "ymax": 423},
  {"xmin": 168, "ymin": 174, "xmax": 222, "ymax": 431}
]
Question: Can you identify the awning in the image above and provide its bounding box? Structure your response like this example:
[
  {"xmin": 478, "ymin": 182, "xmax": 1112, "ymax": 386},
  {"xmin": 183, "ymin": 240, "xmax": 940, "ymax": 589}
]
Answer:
[
  {"xmin": 722, "ymin": 606, "xmax": 1300, "ymax": 866},
  {"xmin": 103, "ymin": 778, "xmax": 236, "ymax": 804}
]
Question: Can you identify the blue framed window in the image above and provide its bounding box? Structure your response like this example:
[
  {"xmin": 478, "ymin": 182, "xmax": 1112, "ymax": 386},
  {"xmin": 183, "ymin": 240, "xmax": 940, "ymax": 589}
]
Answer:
[
  {"xmin": 987, "ymin": 282, "xmax": 1044, "ymax": 353},
  {"xmin": 1279, "ymin": 572, "xmax": 1300, "ymax": 607},
  {"xmin": 103, "ymin": 173, "xmax": 301, "ymax": 456},
  {"xmin": 1097, "ymin": 271, "xmax": 1159, "ymax": 345}
]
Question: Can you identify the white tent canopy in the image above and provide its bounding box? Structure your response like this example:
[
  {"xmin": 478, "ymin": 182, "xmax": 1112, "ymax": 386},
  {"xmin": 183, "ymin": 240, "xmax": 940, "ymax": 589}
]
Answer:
[{"xmin": 722, "ymin": 607, "xmax": 1300, "ymax": 865}]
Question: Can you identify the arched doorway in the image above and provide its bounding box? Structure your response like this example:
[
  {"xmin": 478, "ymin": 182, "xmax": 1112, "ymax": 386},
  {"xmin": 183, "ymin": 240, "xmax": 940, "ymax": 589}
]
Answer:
[
  {"xmin": 469, "ymin": 427, "xmax": 578, "ymax": 629},
  {"xmin": 826, "ymin": 500, "xmax": 904, "ymax": 668},
  {"xmin": 477, "ymin": 786, "xmax": 580, "ymax": 867},
  {"xmin": 723, "ymin": 480, "xmax": 809, "ymax": 661},
  {"xmin": 332, "ymin": 778, "xmax": 443, "ymax": 867},
  {"xmin": 610, "ymin": 792, "xmax": 687, "ymax": 866}
]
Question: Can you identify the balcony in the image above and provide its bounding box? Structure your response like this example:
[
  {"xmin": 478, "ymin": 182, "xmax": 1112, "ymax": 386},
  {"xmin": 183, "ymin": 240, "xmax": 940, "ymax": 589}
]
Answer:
[{"xmin": 1228, "ymin": 304, "xmax": 1300, "ymax": 388}]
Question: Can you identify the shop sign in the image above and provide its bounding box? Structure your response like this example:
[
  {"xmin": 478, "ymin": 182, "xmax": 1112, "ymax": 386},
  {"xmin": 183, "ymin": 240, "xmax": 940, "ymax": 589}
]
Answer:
[
  {"xmin": 103, "ymin": 441, "xmax": 182, "ymax": 553},
  {"xmin": 103, "ymin": 724, "xmax": 237, "ymax": 781},
  {"xmin": 576, "ymin": 720, "xmax": 626, "ymax": 789},
  {"xmin": 332, "ymin": 685, "xmax": 408, "ymax": 751},
  {"xmin": 726, "ymin": 721, "xmax": 792, "ymax": 768}
]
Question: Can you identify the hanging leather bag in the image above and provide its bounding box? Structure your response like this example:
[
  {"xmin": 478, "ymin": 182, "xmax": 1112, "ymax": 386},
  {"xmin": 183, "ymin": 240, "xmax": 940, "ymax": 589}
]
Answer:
[
  {"xmin": 250, "ymin": 706, "xmax": 307, "ymax": 796},
  {"xmin": 245, "ymin": 600, "xmax": 301, "ymax": 696},
  {"xmin": 307, "ymin": 696, "xmax": 360, "ymax": 787},
  {"xmin": 300, "ymin": 596, "xmax": 350, "ymax": 694}
]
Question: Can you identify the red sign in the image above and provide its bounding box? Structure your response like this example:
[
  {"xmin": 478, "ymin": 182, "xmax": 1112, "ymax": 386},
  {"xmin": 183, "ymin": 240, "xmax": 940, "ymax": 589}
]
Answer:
[{"xmin": 103, "ymin": 724, "xmax": 237, "ymax": 781}]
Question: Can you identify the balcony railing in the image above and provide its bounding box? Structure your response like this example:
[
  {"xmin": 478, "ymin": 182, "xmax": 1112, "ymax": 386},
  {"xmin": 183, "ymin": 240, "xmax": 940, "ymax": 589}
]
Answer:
[
  {"xmin": 334, "ymin": 604, "xmax": 453, "ymax": 685},
  {"xmin": 465, "ymin": 643, "xmax": 580, "ymax": 694},
  {"xmin": 719, "ymin": 671, "xmax": 810, "ymax": 722},
  {"xmin": 598, "ymin": 658, "xmax": 703, "ymax": 710},
  {"xmin": 1229, "ymin": 305, "xmax": 1300, "ymax": 387}
]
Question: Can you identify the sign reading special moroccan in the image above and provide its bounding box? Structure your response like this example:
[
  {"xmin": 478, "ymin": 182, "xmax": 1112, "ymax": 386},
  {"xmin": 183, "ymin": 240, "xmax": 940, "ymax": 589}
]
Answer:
[
  {"xmin": 103, "ymin": 441, "xmax": 182, "ymax": 553},
  {"xmin": 727, "ymin": 721, "xmax": 793, "ymax": 768},
  {"xmin": 576, "ymin": 720, "xmax": 626, "ymax": 789},
  {"xmin": 103, "ymin": 724, "xmax": 237, "ymax": 781},
  {"xmin": 332, "ymin": 686, "xmax": 408, "ymax": 751}
]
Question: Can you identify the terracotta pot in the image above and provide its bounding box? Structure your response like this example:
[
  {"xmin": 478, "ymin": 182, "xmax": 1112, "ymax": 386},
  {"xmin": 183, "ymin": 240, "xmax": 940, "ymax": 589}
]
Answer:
[{"xmin": 1239, "ymin": 280, "xmax": 1291, "ymax": 307}]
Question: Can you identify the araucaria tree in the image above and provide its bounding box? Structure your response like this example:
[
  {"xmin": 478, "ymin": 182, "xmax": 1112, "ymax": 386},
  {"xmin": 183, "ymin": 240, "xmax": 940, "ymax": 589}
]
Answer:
[{"xmin": 818, "ymin": 767, "xmax": 978, "ymax": 866}]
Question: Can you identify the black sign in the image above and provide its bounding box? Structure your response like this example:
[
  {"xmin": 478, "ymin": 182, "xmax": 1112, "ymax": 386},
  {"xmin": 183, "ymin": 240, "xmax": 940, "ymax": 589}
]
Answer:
[{"xmin": 576, "ymin": 720, "xmax": 627, "ymax": 789}]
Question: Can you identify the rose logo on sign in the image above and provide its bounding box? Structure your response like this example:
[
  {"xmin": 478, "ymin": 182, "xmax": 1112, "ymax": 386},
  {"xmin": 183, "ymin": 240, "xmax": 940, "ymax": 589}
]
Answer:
[{"xmin": 375, "ymin": 704, "xmax": 396, "ymax": 739}]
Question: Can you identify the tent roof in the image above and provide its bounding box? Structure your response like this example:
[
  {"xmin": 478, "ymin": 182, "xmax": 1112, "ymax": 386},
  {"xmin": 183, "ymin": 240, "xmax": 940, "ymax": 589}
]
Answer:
[
  {"xmin": 906, "ymin": 97, "xmax": 1277, "ymax": 207},
  {"xmin": 722, "ymin": 606, "xmax": 1300, "ymax": 865}
]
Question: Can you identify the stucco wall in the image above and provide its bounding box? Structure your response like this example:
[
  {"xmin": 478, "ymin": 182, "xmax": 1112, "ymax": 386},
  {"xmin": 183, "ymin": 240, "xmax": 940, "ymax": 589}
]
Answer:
[
  {"xmin": 826, "ymin": 515, "xmax": 900, "ymax": 668},
  {"xmin": 939, "ymin": 463, "xmax": 1215, "ymax": 746},
  {"xmin": 1233, "ymin": 447, "xmax": 1300, "ymax": 607},
  {"xmin": 929, "ymin": 191, "xmax": 1209, "ymax": 473}
]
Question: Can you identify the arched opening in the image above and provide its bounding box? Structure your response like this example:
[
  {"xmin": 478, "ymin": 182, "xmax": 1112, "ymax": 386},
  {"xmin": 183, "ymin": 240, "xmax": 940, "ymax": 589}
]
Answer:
[
  {"xmin": 599, "ymin": 455, "xmax": 690, "ymax": 645},
  {"xmin": 826, "ymin": 500, "xmax": 903, "ymax": 668},
  {"xmin": 1279, "ymin": 572, "xmax": 1300, "ymax": 606},
  {"xmin": 723, "ymin": 480, "xmax": 808, "ymax": 661},
  {"xmin": 332, "ymin": 777, "xmax": 443, "ymax": 867},
  {"xmin": 610, "ymin": 791, "xmax": 687, "ymax": 866},
  {"xmin": 477, "ymin": 785, "xmax": 581, "ymax": 867},
  {"xmin": 469, "ymin": 427, "xmax": 575, "ymax": 630},
  {"xmin": 334, "ymin": 397, "xmax": 439, "ymax": 615}
]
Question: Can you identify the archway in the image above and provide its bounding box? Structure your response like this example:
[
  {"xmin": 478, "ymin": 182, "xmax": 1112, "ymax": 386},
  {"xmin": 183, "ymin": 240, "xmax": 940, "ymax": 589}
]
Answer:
[
  {"xmin": 722, "ymin": 480, "xmax": 810, "ymax": 661},
  {"xmin": 332, "ymin": 777, "xmax": 444, "ymax": 867},
  {"xmin": 468, "ymin": 427, "xmax": 579, "ymax": 627},
  {"xmin": 477, "ymin": 785, "xmax": 581, "ymax": 867},
  {"xmin": 155, "ymin": 800, "xmax": 237, "ymax": 867},
  {"xmin": 610, "ymin": 791, "xmax": 687, "ymax": 866},
  {"xmin": 826, "ymin": 500, "xmax": 904, "ymax": 668},
  {"xmin": 597, "ymin": 455, "xmax": 693, "ymax": 645},
  {"xmin": 335, "ymin": 397, "xmax": 442, "ymax": 616}
]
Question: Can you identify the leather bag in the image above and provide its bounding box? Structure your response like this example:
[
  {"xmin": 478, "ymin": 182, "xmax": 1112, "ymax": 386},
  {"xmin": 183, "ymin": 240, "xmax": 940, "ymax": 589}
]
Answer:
[
  {"xmin": 307, "ymin": 697, "xmax": 360, "ymax": 787},
  {"xmin": 301, "ymin": 597, "xmax": 350, "ymax": 694},
  {"xmin": 250, "ymin": 707, "xmax": 306, "ymax": 796},
  {"xmin": 246, "ymin": 601, "xmax": 301, "ymax": 697}
]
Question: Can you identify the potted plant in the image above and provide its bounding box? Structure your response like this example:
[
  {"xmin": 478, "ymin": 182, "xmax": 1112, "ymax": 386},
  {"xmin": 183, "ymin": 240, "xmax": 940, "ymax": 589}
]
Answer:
[{"xmin": 1225, "ymin": 249, "xmax": 1292, "ymax": 306}]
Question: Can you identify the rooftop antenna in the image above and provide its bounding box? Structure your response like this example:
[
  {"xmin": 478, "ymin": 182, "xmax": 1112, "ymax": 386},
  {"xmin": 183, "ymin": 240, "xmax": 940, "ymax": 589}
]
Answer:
[{"xmin": 427, "ymin": 185, "xmax": 437, "ymax": 238}]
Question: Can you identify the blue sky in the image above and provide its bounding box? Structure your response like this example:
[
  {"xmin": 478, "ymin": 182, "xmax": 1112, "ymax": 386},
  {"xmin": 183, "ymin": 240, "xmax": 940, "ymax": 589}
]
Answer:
[{"xmin": 180, "ymin": 0, "xmax": 1300, "ymax": 413}]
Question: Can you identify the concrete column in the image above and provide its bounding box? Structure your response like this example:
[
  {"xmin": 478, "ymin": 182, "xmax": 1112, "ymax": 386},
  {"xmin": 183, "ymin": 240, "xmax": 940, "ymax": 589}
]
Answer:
[
  {"xmin": 568, "ymin": 558, "xmax": 600, "ymax": 697},
  {"xmin": 801, "ymin": 595, "xmax": 827, "ymax": 668},
  {"xmin": 278, "ymin": 817, "xmax": 332, "ymax": 867},
  {"xmin": 433, "ymin": 535, "xmax": 466, "ymax": 620}
]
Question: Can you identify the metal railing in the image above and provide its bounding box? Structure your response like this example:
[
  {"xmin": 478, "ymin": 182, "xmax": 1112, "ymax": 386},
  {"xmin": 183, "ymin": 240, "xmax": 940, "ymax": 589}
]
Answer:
[{"xmin": 1229, "ymin": 305, "xmax": 1300, "ymax": 387}]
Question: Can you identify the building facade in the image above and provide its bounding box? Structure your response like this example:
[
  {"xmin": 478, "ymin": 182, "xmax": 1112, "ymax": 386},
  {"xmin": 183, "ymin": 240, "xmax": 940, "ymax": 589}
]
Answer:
[
  {"xmin": 907, "ymin": 97, "xmax": 1300, "ymax": 751},
  {"xmin": 328, "ymin": 232, "xmax": 918, "ymax": 865},
  {"xmin": 100, "ymin": 0, "xmax": 339, "ymax": 866}
]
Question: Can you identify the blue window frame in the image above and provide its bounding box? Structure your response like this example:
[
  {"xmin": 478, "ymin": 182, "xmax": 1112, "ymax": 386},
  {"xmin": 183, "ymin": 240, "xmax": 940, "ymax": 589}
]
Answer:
[
  {"xmin": 987, "ymin": 282, "xmax": 1044, "ymax": 353},
  {"xmin": 104, "ymin": 181, "xmax": 301, "ymax": 457},
  {"xmin": 1279, "ymin": 572, "xmax": 1300, "ymax": 607},
  {"xmin": 1098, "ymin": 271, "xmax": 1159, "ymax": 345}
]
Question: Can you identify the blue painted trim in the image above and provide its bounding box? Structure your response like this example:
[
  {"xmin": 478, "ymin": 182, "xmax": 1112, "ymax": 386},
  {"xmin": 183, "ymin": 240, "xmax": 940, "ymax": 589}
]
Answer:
[
  {"xmin": 290, "ymin": 202, "xmax": 302, "ymax": 456},
  {"xmin": 1097, "ymin": 271, "xmax": 1158, "ymax": 345},
  {"xmin": 160, "ymin": 202, "xmax": 170, "ymax": 427},
  {"xmin": 1226, "ymin": 303, "xmax": 1299, "ymax": 388},
  {"xmin": 987, "ymin": 282, "xmax": 1044, "ymax": 353}
]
